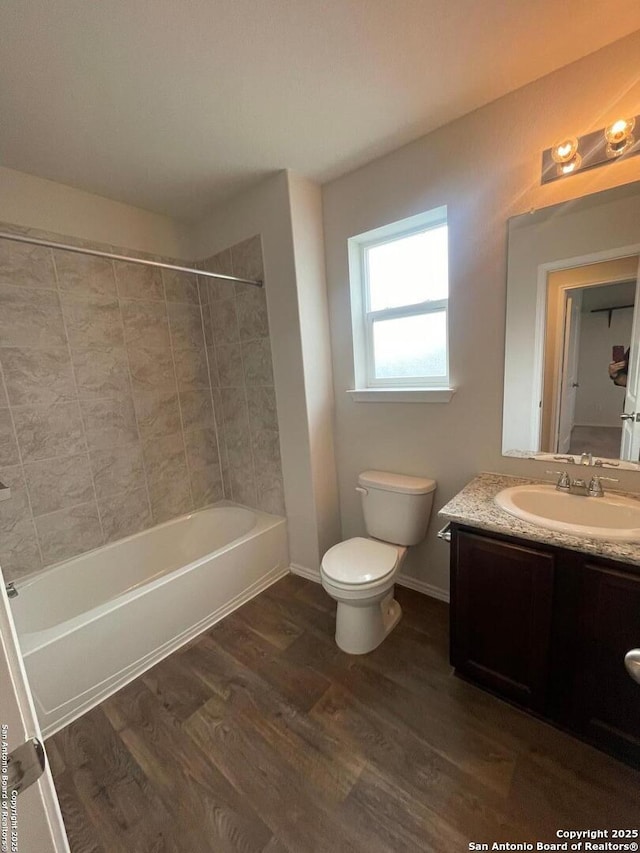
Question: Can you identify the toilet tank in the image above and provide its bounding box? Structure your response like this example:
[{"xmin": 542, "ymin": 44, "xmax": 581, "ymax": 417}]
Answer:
[{"xmin": 358, "ymin": 470, "xmax": 436, "ymax": 546}]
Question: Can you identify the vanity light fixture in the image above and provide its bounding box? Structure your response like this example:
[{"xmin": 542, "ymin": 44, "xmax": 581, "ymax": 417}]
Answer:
[{"xmin": 541, "ymin": 114, "xmax": 640, "ymax": 184}]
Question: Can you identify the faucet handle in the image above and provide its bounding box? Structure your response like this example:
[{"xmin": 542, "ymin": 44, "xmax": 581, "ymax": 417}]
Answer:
[
  {"xmin": 546, "ymin": 469, "xmax": 570, "ymax": 490},
  {"xmin": 587, "ymin": 474, "xmax": 619, "ymax": 497}
]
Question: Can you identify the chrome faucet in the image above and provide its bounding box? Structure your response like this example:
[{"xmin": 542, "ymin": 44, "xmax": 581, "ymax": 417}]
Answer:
[
  {"xmin": 547, "ymin": 469, "xmax": 619, "ymax": 497},
  {"xmin": 5, "ymin": 583, "xmax": 18, "ymax": 599}
]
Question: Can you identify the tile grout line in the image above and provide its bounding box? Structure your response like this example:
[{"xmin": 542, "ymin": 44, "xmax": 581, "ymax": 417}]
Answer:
[
  {"xmin": 51, "ymin": 250, "xmax": 107, "ymax": 549},
  {"xmin": 113, "ymin": 258, "xmax": 155, "ymax": 529}
]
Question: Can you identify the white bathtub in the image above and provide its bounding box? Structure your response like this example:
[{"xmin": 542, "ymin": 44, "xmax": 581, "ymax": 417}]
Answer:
[{"xmin": 10, "ymin": 502, "xmax": 288, "ymax": 737}]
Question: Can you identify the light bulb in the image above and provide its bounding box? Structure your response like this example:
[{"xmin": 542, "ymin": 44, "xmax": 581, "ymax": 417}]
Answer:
[
  {"xmin": 559, "ymin": 153, "xmax": 582, "ymax": 175},
  {"xmin": 604, "ymin": 117, "xmax": 636, "ymax": 157},
  {"xmin": 551, "ymin": 137, "xmax": 579, "ymax": 164}
]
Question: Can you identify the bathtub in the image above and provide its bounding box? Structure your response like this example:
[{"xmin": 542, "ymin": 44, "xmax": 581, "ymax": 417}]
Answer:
[{"xmin": 10, "ymin": 502, "xmax": 288, "ymax": 737}]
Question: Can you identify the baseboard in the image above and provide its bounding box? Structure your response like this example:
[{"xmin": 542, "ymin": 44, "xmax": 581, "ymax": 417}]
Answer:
[
  {"xmin": 289, "ymin": 563, "xmax": 321, "ymax": 583},
  {"xmin": 396, "ymin": 574, "xmax": 450, "ymax": 603}
]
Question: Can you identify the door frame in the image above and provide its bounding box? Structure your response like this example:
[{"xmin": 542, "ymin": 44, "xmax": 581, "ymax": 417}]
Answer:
[{"xmin": 0, "ymin": 580, "xmax": 69, "ymax": 852}]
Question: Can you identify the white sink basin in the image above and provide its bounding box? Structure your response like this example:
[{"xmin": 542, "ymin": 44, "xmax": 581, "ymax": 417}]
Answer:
[{"xmin": 494, "ymin": 484, "xmax": 640, "ymax": 542}]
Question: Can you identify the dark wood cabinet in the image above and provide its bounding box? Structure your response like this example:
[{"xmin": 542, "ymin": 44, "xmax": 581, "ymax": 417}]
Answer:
[
  {"xmin": 451, "ymin": 530, "xmax": 555, "ymax": 710},
  {"xmin": 449, "ymin": 524, "xmax": 640, "ymax": 768}
]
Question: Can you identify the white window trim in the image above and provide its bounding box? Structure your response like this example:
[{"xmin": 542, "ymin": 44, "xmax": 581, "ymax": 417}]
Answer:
[{"xmin": 348, "ymin": 206, "xmax": 454, "ymax": 401}]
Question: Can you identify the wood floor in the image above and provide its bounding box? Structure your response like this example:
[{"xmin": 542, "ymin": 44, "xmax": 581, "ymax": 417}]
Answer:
[{"xmin": 48, "ymin": 575, "xmax": 640, "ymax": 853}]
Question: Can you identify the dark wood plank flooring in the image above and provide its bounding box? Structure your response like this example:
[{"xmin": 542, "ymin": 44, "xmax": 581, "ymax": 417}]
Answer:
[{"xmin": 48, "ymin": 576, "xmax": 640, "ymax": 852}]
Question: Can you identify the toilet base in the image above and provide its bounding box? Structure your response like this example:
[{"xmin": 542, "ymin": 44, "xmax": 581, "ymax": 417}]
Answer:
[{"xmin": 335, "ymin": 588, "xmax": 402, "ymax": 655}]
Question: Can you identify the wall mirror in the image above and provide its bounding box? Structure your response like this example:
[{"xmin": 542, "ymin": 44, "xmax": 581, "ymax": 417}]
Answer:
[{"xmin": 502, "ymin": 180, "xmax": 640, "ymax": 466}]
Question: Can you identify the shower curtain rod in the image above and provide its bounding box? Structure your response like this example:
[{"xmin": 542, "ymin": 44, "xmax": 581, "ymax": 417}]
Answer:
[{"xmin": 0, "ymin": 231, "xmax": 263, "ymax": 288}]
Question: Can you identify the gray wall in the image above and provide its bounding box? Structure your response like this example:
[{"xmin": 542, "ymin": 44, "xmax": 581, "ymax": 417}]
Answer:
[{"xmin": 0, "ymin": 226, "xmax": 284, "ymax": 582}]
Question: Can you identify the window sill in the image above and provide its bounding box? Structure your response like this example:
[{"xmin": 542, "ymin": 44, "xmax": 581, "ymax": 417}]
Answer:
[{"xmin": 347, "ymin": 387, "xmax": 456, "ymax": 403}]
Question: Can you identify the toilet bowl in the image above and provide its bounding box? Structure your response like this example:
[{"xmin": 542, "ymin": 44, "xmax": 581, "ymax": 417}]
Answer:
[
  {"xmin": 321, "ymin": 470, "xmax": 436, "ymax": 655},
  {"xmin": 321, "ymin": 537, "xmax": 407, "ymax": 654}
]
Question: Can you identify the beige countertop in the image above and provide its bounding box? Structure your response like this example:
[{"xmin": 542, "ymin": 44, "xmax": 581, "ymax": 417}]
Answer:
[{"xmin": 438, "ymin": 472, "xmax": 640, "ymax": 567}]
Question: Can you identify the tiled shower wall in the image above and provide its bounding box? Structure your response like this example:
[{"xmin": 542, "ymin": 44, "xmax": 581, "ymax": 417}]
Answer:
[
  {"xmin": 198, "ymin": 236, "xmax": 285, "ymax": 516},
  {"xmin": 0, "ymin": 226, "xmax": 224, "ymax": 581}
]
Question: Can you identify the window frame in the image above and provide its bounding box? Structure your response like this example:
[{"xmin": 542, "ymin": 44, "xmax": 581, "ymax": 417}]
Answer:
[{"xmin": 349, "ymin": 207, "xmax": 450, "ymax": 392}]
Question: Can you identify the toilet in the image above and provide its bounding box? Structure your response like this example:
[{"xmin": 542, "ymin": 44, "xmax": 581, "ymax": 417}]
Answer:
[{"xmin": 321, "ymin": 470, "xmax": 436, "ymax": 654}]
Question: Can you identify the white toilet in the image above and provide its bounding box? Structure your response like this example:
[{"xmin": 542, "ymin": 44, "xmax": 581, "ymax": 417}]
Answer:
[{"xmin": 321, "ymin": 470, "xmax": 436, "ymax": 654}]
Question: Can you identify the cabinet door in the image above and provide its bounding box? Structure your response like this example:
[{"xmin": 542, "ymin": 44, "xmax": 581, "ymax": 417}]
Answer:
[
  {"xmin": 451, "ymin": 530, "xmax": 555, "ymax": 711},
  {"xmin": 573, "ymin": 561, "xmax": 640, "ymax": 765}
]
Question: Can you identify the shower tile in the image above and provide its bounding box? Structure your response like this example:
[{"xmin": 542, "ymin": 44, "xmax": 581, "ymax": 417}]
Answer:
[
  {"xmin": 237, "ymin": 288, "xmax": 269, "ymax": 341},
  {"xmin": 226, "ymin": 439, "xmax": 253, "ymax": 474},
  {"xmin": 206, "ymin": 347, "xmax": 220, "ymax": 387},
  {"xmin": 53, "ymin": 251, "xmax": 117, "ymax": 298},
  {"xmin": 0, "ymin": 410, "xmax": 19, "ymax": 466},
  {"xmin": 12, "ymin": 402, "xmax": 86, "ymax": 462},
  {"xmin": 179, "ymin": 390, "xmax": 214, "ymax": 431},
  {"xmin": 0, "ymin": 465, "xmax": 31, "ymax": 527},
  {"xmin": 241, "ymin": 338, "xmax": 274, "ymax": 386},
  {"xmin": 230, "ymin": 235, "xmax": 264, "ymax": 286},
  {"xmin": 0, "ymin": 375, "xmax": 8, "ymax": 409},
  {"xmin": 0, "ymin": 517, "xmax": 42, "ymax": 581},
  {"xmin": 256, "ymin": 472, "xmax": 286, "ymax": 516},
  {"xmin": 216, "ymin": 343, "xmax": 244, "ymax": 388},
  {"xmin": 0, "ymin": 240, "xmax": 56, "ymax": 290},
  {"xmin": 210, "ymin": 297, "xmax": 239, "ymax": 345},
  {"xmin": 1, "ymin": 346, "xmax": 76, "ymax": 407},
  {"xmin": 90, "ymin": 443, "xmax": 146, "ymax": 500},
  {"xmin": 220, "ymin": 387, "xmax": 250, "ymax": 432},
  {"xmin": 144, "ymin": 433, "xmax": 192, "ymax": 523},
  {"xmin": 71, "ymin": 345, "xmax": 130, "ymax": 400},
  {"xmin": 24, "ymin": 453, "xmax": 94, "ymax": 517},
  {"xmin": 229, "ymin": 463, "xmax": 257, "ymax": 508},
  {"xmin": 35, "ymin": 501, "xmax": 103, "ymax": 566},
  {"xmin": 99, "ymin": 487, "xmax": 151, "ymax": 542},
  {"xmin": 201, "ymin": 308, "xmax": 214, "ymax": 347},
  {"xmin": 199, "ymin": 249, "xmax": 233, "ymax": 303},
  {"xmin": 133, "ymin": 389, "xmax": 182, "ymax": 439},
  {"xmin": 114, "ymin": 262, "xmax": 164, "ymax": 301},
  {"xmin": 167, "ymin": 303, "xmax": 205, "ymax": 351},
  {"xmin": 184, "ymin": 427, "xmax": 219, "ymax": 470},
  {"xmin": 120, "ymin": 299, "xmax": 170, "ymax": 350},
  {"xmin": 127, "ymin": 346, "xmax": 176, "ymax": 393},
  {"xmin": 251, "ymin": 428, "xmax": 282, "ymax": 471},
  {"xmin": 162, "ymin": 270, "xmax": 199, "ymax": 305},
  {"xmin": 81, "ymin": 396, "xmax": 138, "ymax": 452},
  {"xmin": 0, "ymin": 285, "xmax": 66, "ymax": 348},
  {"xmin": 190, "ymin": 465, "xmax": 224, "ymax": 508},
  {"xmin": 61, "ymin": 293, "xmax": 124, "ymax": 349},
  {"xmin": 173, "ymin": 347, "xmax": 210, "ymax": 391},
  {"xmin": 246, "ymin": 386, "xmax": 278, "ymax": 433}
]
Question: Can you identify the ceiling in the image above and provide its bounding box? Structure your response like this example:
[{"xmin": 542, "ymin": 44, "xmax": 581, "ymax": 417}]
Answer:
[{"xmin": 1, "ymin": 1, "xmax": 640, "ymax": 221}]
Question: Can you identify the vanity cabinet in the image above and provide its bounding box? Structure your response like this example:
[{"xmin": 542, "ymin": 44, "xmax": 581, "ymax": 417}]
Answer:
[{"xmin": 449, "ymin": 524, "xmax": 640, "ymax": 768}]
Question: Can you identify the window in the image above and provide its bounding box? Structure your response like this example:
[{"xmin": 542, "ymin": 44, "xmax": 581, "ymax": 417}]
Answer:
[{"xmin": 348, "ymin": 207, "xmax": 451, "ymax": 398}]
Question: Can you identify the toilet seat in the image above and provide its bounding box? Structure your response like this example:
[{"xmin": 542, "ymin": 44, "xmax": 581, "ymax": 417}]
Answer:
[{"xmin": 321, "ymin": 537, "xmax": 399, "ymax": 586}]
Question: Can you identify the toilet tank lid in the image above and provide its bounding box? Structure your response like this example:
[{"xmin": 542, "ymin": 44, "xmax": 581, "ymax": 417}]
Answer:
[{"xmin": 358, "ymin": 470, "xmax": 436, "ymax": 495}]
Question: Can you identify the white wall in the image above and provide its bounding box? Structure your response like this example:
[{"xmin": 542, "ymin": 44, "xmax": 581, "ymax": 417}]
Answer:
[
  {"xmin": 322, "ymin": 29, "xmax": 640, "ymax": 598},
  {"xmin": 575, "ymin": 306, "xmax": 633, "ymax": 427},
  {"xmin": 191, "ymin": 171, "xmax": 339, "ymax": 574},
  {"xmin": 0, "ymin": 166, "xmax": 191, "ymax": 257}
]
